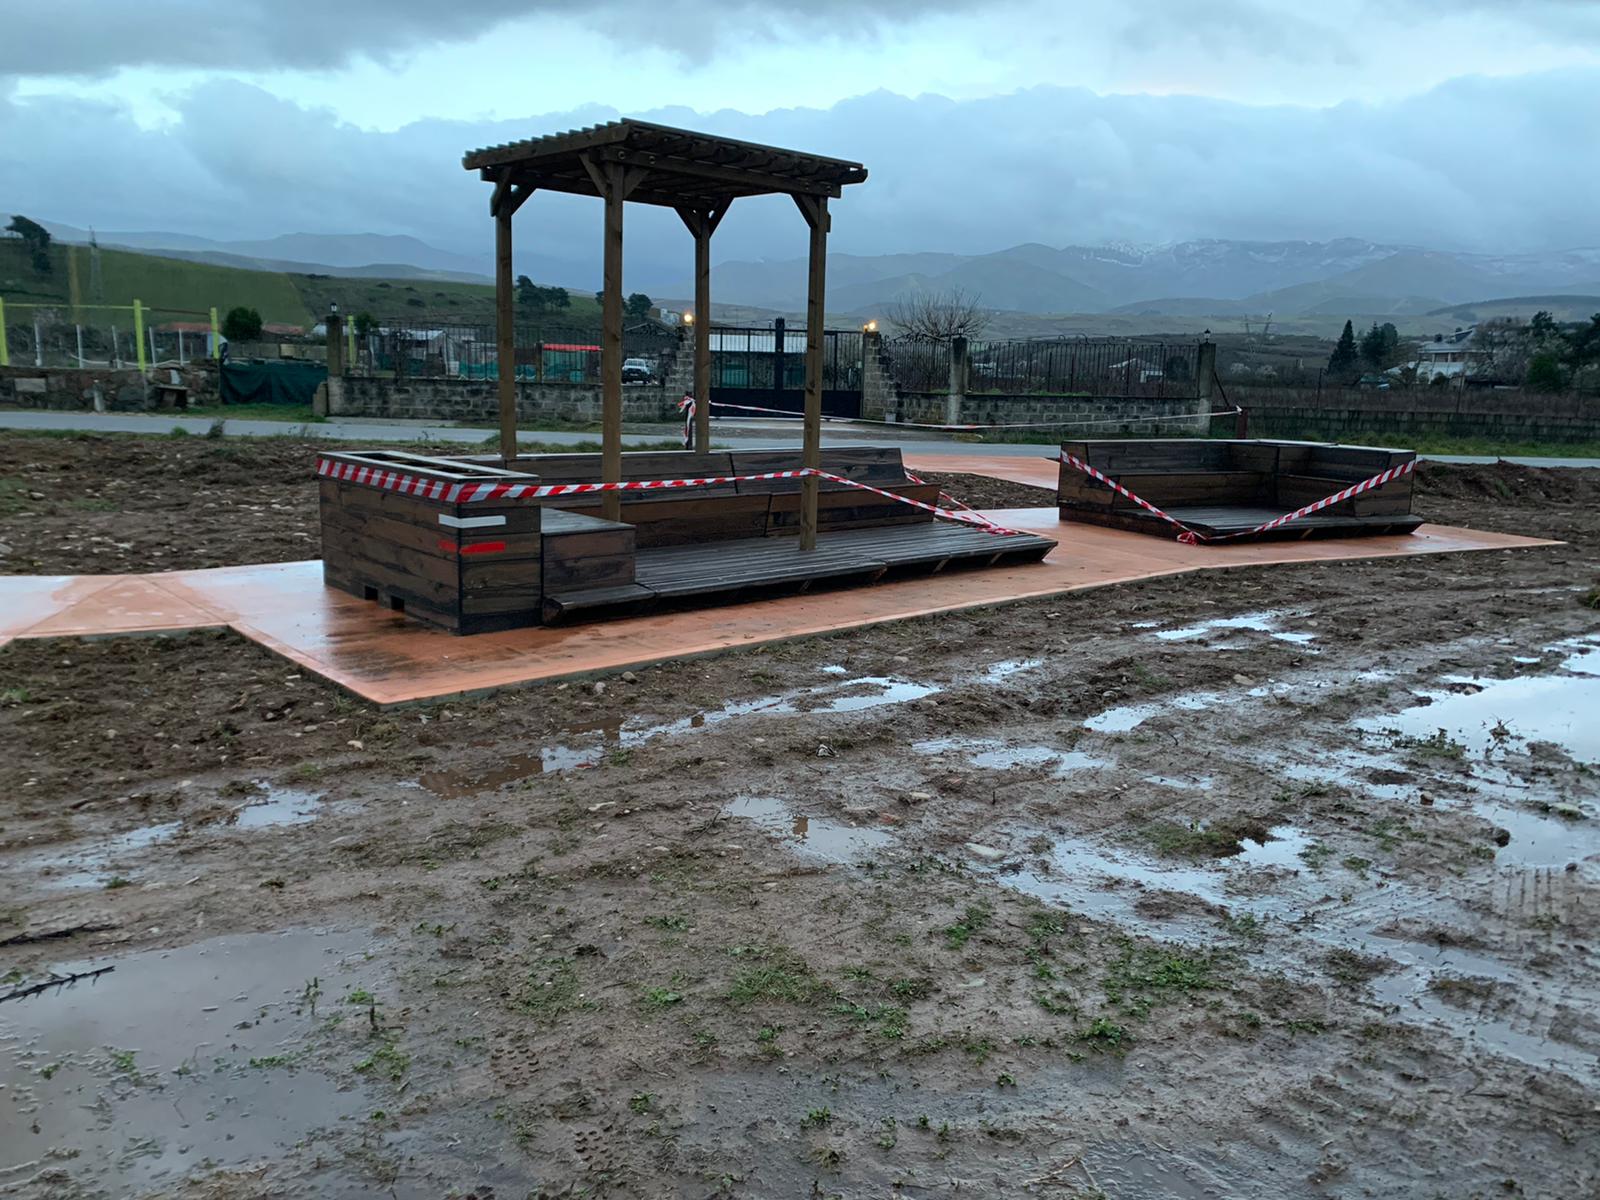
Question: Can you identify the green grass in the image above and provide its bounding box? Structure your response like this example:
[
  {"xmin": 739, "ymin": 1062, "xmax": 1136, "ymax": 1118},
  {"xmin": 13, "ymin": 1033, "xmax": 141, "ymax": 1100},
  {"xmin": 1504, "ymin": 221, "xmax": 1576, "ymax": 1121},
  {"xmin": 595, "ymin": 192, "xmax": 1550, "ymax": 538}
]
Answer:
[
  {"xmin": 1140, "ymin": 819, "xmax": 1268, "ymax": 859},
  {"xmin": 1, "ymin": 239, "xmax": 604, "ymax": 333},
  {"xmin": 1103, "ymin": 943, "xmax": 1218, "ymax": 1017},
  {"xmin": 290, "ymin": 274, "xmax": 602, "ymax": 331},
  {"xmin": 728, "ymin": 945, "xmax": 829, "ymax": 1006},
  {"xmin": 942, "ymin": 904, "xmax": 991, "ymax": 950},
  {"xmin": 2, "ymin": 241, "xmax": 313, "ymax": 326},
  {"xmin": 1359, "ymin": 433, "xmax": 1600, "ymax": 458}
]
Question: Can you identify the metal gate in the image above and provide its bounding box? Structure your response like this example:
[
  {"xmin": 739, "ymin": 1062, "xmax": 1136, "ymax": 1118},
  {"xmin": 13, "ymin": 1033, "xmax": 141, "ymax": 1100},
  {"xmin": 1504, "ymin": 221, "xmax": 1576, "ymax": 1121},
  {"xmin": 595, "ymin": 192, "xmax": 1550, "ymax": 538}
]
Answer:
[{"xmin": 709, "ymin": 321, "xmax": 863, "ymax": 417}]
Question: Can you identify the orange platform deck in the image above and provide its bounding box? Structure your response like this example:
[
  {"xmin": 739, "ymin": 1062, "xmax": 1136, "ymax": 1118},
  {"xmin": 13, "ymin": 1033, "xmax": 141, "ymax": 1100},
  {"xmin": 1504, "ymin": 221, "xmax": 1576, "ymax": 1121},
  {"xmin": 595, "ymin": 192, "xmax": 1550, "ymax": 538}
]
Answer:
[{"xmin": 0, "ymin": 502, "xmax": 1553, "ymax": 705}]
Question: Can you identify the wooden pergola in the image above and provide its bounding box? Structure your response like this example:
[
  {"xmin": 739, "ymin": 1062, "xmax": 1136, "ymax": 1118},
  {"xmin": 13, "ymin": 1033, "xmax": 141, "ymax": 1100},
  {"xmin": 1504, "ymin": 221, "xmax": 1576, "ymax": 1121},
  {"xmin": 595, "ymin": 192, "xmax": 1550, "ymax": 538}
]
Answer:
[{"xmin": 463, "ymin": 119, "xmax": 868, "ymax": 548}]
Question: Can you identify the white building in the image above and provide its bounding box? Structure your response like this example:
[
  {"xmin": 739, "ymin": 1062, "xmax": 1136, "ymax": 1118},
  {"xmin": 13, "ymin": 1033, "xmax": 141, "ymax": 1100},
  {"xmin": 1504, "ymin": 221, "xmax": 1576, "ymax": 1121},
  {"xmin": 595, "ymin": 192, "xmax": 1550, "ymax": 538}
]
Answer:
[{"xmin": 1407, "ymin": 326, "xmax": 1480, "ymax": 381}]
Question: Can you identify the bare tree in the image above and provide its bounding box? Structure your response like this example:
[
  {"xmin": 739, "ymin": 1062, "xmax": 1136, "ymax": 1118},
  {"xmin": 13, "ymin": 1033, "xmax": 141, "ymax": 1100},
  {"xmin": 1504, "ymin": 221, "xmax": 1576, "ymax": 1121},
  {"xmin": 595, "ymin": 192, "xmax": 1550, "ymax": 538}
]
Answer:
[{"xmin": 884, "ymin": 287, "xmax": 990, "ymax": 342}]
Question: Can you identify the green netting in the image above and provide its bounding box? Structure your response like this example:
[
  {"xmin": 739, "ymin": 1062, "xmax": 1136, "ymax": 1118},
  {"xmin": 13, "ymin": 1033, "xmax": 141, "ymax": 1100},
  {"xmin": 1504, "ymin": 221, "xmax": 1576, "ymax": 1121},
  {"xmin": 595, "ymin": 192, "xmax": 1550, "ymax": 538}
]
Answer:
[{"xmin": 220, "ymin": 361, "xmax": 328, "ymax": 406}]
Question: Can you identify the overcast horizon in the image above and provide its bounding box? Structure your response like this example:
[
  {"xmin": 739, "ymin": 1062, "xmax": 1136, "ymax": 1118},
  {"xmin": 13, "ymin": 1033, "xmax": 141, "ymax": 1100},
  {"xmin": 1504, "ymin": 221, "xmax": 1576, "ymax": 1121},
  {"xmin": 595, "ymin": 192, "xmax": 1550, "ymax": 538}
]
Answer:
[{"xmin": 5, "ymin": 1, "xmax": 1600, "ymax": 274}]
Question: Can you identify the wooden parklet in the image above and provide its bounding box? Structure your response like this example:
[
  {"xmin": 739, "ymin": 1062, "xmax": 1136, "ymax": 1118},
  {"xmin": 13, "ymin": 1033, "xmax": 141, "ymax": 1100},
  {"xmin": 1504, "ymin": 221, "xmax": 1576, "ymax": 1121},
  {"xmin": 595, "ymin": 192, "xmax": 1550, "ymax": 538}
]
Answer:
[
  {"xmin": 462, "ymin": 118, "xmax": 868, "ymax": 550},
  {"xmin": 1058, "ymin": 438, "xmax": 1422, "ymax": 541},
  {"xmin": 318, "ymin": 123, "xmax": 1064, "ymax": 634},
  {"xmin": 320, "ymin": 446, "xmax": 1057, "ymax": 632}
]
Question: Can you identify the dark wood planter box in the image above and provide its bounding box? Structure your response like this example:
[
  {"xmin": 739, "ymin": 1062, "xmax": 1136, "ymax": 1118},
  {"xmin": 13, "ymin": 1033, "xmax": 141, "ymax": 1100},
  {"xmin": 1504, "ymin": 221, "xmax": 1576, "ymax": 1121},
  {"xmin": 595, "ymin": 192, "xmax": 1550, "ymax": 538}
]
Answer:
[
  {"xmin": 318, "ymin": 450, "xmax": 545, "ymax": 635},
  {"xmin": 1059, "ymin": 438, "xmax": 1421, "ymax": 540}
]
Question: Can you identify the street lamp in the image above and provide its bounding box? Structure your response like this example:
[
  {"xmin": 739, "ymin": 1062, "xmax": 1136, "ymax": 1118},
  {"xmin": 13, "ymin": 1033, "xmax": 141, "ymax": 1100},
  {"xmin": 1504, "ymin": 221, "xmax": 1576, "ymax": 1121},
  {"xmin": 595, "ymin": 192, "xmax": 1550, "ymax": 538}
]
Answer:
[
  {"xmin": 682, "ymin": 311, "xmax": 695, "ymax": 326},
  {"xmin": 863, "ymin": 319, "xmax": 878, "ymax": 333}
]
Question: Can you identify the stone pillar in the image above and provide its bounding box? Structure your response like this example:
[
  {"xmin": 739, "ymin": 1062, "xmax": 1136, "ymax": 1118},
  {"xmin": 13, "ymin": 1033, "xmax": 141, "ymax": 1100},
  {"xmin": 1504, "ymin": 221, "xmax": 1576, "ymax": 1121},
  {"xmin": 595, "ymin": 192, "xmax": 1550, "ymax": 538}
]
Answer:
[
  {"xmin": 860, "ymin": 329, "xmax": 899, "ymax": 421},
  {"xmin": 946, "ymin": 335, "xmax": 968, "ymax": 425},
  {"xmin": 326, "ymin": 312, "xmax": 344, "ymax": 377},
  {"xmin": 1196, "ymin": 338, "xmax": 1218, "ymax": 434}
]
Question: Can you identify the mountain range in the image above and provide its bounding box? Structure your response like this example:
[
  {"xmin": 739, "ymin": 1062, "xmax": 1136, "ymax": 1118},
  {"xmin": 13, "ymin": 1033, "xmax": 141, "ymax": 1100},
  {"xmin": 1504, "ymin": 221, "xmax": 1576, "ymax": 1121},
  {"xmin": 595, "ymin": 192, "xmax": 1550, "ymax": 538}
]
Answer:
[
  {"xmin": 701, "ymin": 239, "xmax": 1600, "ymax": 318},
  {"xmin": 28, "ymin": 219, "xmax": 1600, "ymax": 320}
]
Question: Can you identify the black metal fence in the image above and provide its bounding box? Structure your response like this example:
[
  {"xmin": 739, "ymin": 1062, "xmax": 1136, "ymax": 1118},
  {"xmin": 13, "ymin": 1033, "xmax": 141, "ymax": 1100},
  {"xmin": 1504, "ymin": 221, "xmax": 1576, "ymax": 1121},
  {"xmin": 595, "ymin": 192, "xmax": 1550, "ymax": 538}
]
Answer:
[
  {"xmin": 881, "ymin": 337, "xmax": 949, "ymax": 392},
  {"xmin": 967, "ymin": 338, "xmax": 1200, "ymax": 397},
  {"xmin": 709, "ymin": 324, "xmax": 864, "ymax": 392},
  {"xmin": 883, "ymin": 336, "xmax": 1203, "ymax": 398},
  {"xmin": 357, "ymin": 318, "xmax": 676, "ymax": 382}
]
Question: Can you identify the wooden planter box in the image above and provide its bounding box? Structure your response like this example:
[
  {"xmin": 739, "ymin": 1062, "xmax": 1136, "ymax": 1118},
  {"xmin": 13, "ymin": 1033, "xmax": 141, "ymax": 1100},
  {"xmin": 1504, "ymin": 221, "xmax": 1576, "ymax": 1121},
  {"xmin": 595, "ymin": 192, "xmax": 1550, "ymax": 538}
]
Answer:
[
  {"xmin": 318, "ymin": 450, "xmax": 545, "ymax": 635},
  {"xmin": 1059, "ymin": 439, "xmax": 1421, "ymax": 540},
  {"xmin": 319, "ymin": 445, "xmax": 1057, "ymax": 633}
]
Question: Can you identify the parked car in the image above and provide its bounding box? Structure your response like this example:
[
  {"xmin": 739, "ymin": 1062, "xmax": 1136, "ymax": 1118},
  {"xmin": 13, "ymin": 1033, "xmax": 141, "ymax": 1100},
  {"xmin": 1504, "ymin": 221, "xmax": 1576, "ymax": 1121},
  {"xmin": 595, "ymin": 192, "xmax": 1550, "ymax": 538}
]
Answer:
[{"xmin": 622, "ymin": 357, "xmax": 653, "ymax": 383}]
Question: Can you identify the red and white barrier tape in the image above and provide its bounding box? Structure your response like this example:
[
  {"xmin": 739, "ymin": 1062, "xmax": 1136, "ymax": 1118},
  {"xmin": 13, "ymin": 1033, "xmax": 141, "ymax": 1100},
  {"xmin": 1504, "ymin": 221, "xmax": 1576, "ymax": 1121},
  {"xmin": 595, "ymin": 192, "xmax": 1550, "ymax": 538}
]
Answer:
[
  {"xmin": 316, "ymin": 456, "xmax": 1026, "ymax": 537},
  {"xmin": 678, "ymin": 393, "xmax": 1241, "ymax": 435},
  {"xmin": 1058, "ymin": 452, "xmax": 1416, "ymax": 544}
]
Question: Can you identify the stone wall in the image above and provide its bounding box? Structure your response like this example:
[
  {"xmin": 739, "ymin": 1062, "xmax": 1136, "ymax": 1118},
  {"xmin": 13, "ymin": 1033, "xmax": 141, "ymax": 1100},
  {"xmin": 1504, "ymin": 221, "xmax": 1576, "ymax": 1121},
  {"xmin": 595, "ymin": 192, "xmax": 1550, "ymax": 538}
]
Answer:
[
  {"xmin": 1228, "ymin": 386, "xmax": 1600, "ymax": 444},
  {"xmin": 892, "ymin": 390, "xmax": 1210, "ymax": 435},
  {"xmin": 329, "ymin": 376, "xmax": 678, "ymax": 425},
  {"xmin": 0, "ymin": 364, "xmax": 219, "ymax": 411}
]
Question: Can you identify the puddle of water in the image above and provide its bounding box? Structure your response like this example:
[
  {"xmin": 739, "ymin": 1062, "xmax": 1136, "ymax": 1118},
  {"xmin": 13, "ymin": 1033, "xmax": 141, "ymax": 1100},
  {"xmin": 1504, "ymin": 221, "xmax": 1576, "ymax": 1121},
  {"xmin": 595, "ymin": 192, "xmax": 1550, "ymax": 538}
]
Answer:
[
  {"xmin": 979, "ymin": 657, "xmax": 1044, "ymax": 684},
  {"xmin": 0, "ymin": 930, "xmax": 377, "ymax": 1195},
  {"xmin": 1143, "ymin": 774, "xmax": 1214, "ymax": 791},
  {"xmin": 1278, "ymin": 746, "xmax": 1598, "ymax": 872},
  {"xmin": 986, "ymin": 827, "xmax": 1305, "ymax": 933},
  {"xmin": 723, "ymin": 795, "xmax": 893, "ymax": 864},
  {"xmin": 420, "ymin": 745, "xmax": 601, "ymax": 797},
  {"xmin": 807, "ymin": 677, "xmax": 939, "ymax": 713},
  {"xmin": 22, "ymin": 786, "xmax": 325, "ymax": 890},
  {"xmin": 1235, "ymin": 826, "xmax": 1314, "ymax": 870},
  {"xmin": 1085, "ymin": 692, "xmax": 1222, "ymax": 733},
  {"xmin": 993, "ymin": 825, "xmax": 1596, "ymax": 1076},
  {"xmin": 1557, "ymin": 640, "xmax": 1600, "ymax": 677},
  {"xmin": 1361, "ymin": 671, "xmax": 1600, "ymax": 763},
  {"xmin": 423, "ymin": 675, "xmax": 940, "ymax": 799},
  {"xmin": 913, "ymin": 736, "xmax": 1098, "ymax": 776},
  {"xmin": 1152, "ymin": 610, "xmax": 1317, "ymax": 646}
]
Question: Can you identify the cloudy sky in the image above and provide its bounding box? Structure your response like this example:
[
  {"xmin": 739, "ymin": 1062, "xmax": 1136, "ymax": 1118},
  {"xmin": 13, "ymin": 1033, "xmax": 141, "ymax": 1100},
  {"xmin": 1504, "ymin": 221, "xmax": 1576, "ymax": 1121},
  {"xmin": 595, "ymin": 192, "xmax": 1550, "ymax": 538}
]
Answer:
[{"xmin": 4, "ymin": 0, "xmax": 1599, "ymax": 279}]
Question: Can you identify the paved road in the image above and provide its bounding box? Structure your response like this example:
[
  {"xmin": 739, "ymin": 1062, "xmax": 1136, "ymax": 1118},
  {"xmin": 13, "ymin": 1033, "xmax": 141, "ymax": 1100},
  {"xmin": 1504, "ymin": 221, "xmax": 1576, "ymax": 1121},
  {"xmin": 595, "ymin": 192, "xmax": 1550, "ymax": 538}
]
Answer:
[{"xmin": 3, "ymin": 410, "xmax": 1598, "ymax": 468}]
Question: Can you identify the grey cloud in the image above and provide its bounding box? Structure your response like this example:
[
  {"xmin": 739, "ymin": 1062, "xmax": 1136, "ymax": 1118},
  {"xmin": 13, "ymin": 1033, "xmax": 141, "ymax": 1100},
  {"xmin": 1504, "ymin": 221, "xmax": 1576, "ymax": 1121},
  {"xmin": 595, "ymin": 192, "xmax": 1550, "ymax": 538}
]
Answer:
[
  {"xmin": 2, "ymin": 0, "xmax": 979, "ymax": 76},
  {"xmin": 4, "ymin": 71, "xmax": 1597, "ymax": 291}
]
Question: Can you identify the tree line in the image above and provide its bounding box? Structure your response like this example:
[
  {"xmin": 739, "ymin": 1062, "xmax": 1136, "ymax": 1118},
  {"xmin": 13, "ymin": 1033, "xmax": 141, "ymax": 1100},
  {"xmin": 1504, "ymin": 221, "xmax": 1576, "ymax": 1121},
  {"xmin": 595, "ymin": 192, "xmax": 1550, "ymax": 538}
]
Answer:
[{"xmin": 1325, "ymin": 311, "xmax": 1600, "ymax": 392}]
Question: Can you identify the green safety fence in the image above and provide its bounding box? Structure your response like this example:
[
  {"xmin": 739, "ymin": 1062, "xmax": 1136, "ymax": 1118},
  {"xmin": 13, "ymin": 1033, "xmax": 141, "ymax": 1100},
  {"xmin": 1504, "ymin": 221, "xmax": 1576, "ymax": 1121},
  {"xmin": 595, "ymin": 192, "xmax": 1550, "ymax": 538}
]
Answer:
[{"xmin": 220, "ymin": 360, "xmax": 328, "ymax": 406}]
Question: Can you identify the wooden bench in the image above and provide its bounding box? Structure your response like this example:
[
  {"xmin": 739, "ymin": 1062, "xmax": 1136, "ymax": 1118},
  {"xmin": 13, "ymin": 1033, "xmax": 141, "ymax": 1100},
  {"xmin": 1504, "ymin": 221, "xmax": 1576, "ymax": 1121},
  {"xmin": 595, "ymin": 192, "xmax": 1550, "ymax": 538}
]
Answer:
[
  {"xmin": 458, "ymin": 446, "xmax": 940, "ymax": 547},
  {"xmin": 1059, "ymin": 439, "xmax": 1421, "ymax": 540}
]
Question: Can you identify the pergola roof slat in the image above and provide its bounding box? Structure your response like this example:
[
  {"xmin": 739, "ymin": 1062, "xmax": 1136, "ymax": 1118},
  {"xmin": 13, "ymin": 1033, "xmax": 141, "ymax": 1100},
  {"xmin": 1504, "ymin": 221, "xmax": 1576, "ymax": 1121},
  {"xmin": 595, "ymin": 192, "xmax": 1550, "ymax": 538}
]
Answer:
[{"xmin": 464, "ymin": 118, "xmax": 866, "ymax": 208}]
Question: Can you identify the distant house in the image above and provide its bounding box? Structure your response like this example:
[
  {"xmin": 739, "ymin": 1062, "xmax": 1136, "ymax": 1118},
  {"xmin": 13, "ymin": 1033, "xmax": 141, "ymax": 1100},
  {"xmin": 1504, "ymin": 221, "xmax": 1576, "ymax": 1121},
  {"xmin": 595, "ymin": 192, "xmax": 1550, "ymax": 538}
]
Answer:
[{"xmin": 1406, "ymin": 326, "xmax": 1480, "ymax": 382}]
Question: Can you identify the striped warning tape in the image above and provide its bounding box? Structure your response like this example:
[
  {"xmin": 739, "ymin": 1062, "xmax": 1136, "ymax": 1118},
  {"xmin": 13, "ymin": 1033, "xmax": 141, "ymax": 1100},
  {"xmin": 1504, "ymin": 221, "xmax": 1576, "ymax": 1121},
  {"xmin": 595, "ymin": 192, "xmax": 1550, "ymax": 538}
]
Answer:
[
  {"xmin": 316, "ymin": 456, "xmax": 1026, "ymax": 537},
  {"xmin": 677, "ymin": 394, "xmax": 1243, "ymax": 435},
  {"xmin": 1057, "ymin": 452, "xmax": 1416, "ymax": 544}
]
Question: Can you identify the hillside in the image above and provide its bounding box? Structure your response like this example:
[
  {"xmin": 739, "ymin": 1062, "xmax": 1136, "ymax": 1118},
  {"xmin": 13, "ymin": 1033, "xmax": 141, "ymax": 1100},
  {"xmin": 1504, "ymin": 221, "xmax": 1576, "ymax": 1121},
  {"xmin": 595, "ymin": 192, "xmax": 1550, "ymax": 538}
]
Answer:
[
  {"xmin": 0, "ymin": 239, "xmax": 601, "ymax": 331},
  {"xmin": 2, "ymin": 239, "xmax": 313, "ymax": 324}
]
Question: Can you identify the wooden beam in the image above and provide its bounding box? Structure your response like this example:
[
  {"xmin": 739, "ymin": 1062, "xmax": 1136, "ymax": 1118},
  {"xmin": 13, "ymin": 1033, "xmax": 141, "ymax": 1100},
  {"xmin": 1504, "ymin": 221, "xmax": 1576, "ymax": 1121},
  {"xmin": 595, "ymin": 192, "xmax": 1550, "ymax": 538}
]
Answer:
[
  {"xmin": 598, "ymin": 147, "xmax": 845, "ymax": 199},
  {"xmin": 495, "ymin": 203, "xmax": 516, "ymax": 466},
  {"xmin": 489, "ymin": 175, "xmax": 534, "ymax": 218},
  {"xmin": 675, "ymin": 199, "xmax": 732, "ymax": 455},
  {"xmin": 600, "ymin": 160, "xmax": 625, "ymax": 522},
  {"xmin": 796, "ymin": 194, "xmax": 829, "ymax": 551}
]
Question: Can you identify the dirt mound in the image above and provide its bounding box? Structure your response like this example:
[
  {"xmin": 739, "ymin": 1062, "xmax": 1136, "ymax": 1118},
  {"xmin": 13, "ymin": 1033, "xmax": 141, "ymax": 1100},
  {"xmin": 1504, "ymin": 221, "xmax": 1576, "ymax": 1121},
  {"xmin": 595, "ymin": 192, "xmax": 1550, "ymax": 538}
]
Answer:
[
  {"xmin": 1415, "ymin": 460, "xmax": 1600, "ymax": 506},
  {"xmin": 920, "ymin": 470, "xmax": 1057, "ymax": 511}
]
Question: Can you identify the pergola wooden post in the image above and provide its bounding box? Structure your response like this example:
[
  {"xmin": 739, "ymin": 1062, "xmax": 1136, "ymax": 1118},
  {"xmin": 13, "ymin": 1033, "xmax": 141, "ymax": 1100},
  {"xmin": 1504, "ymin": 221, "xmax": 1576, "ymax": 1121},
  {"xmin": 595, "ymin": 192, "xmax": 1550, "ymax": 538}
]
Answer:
[
  {"xmin": 794, "ymin": 194, "xmax": 829, "ymax": 551},
  {"xmin": 491, "ymin": 176, "xmax": 533, "ymax": 466},
  {"xmin": 675, "ymin": 201, "xmax": 730, "ymax": 454},
  {"xmin": 464, "ymin": 120, "xmax": 866, "ymax": 542}
]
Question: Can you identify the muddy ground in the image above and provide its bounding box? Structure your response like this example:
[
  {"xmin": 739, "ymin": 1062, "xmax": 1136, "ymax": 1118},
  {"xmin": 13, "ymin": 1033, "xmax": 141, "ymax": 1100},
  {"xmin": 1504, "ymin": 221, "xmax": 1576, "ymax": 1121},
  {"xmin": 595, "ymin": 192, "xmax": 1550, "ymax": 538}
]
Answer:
[
  {"xmin": 2, "ymin": 436, "xmax": 1599, "ymax": 1199},
  {"xmin": 0, "ymin": 437, "xmax": 1051, "ymax": 576}
]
